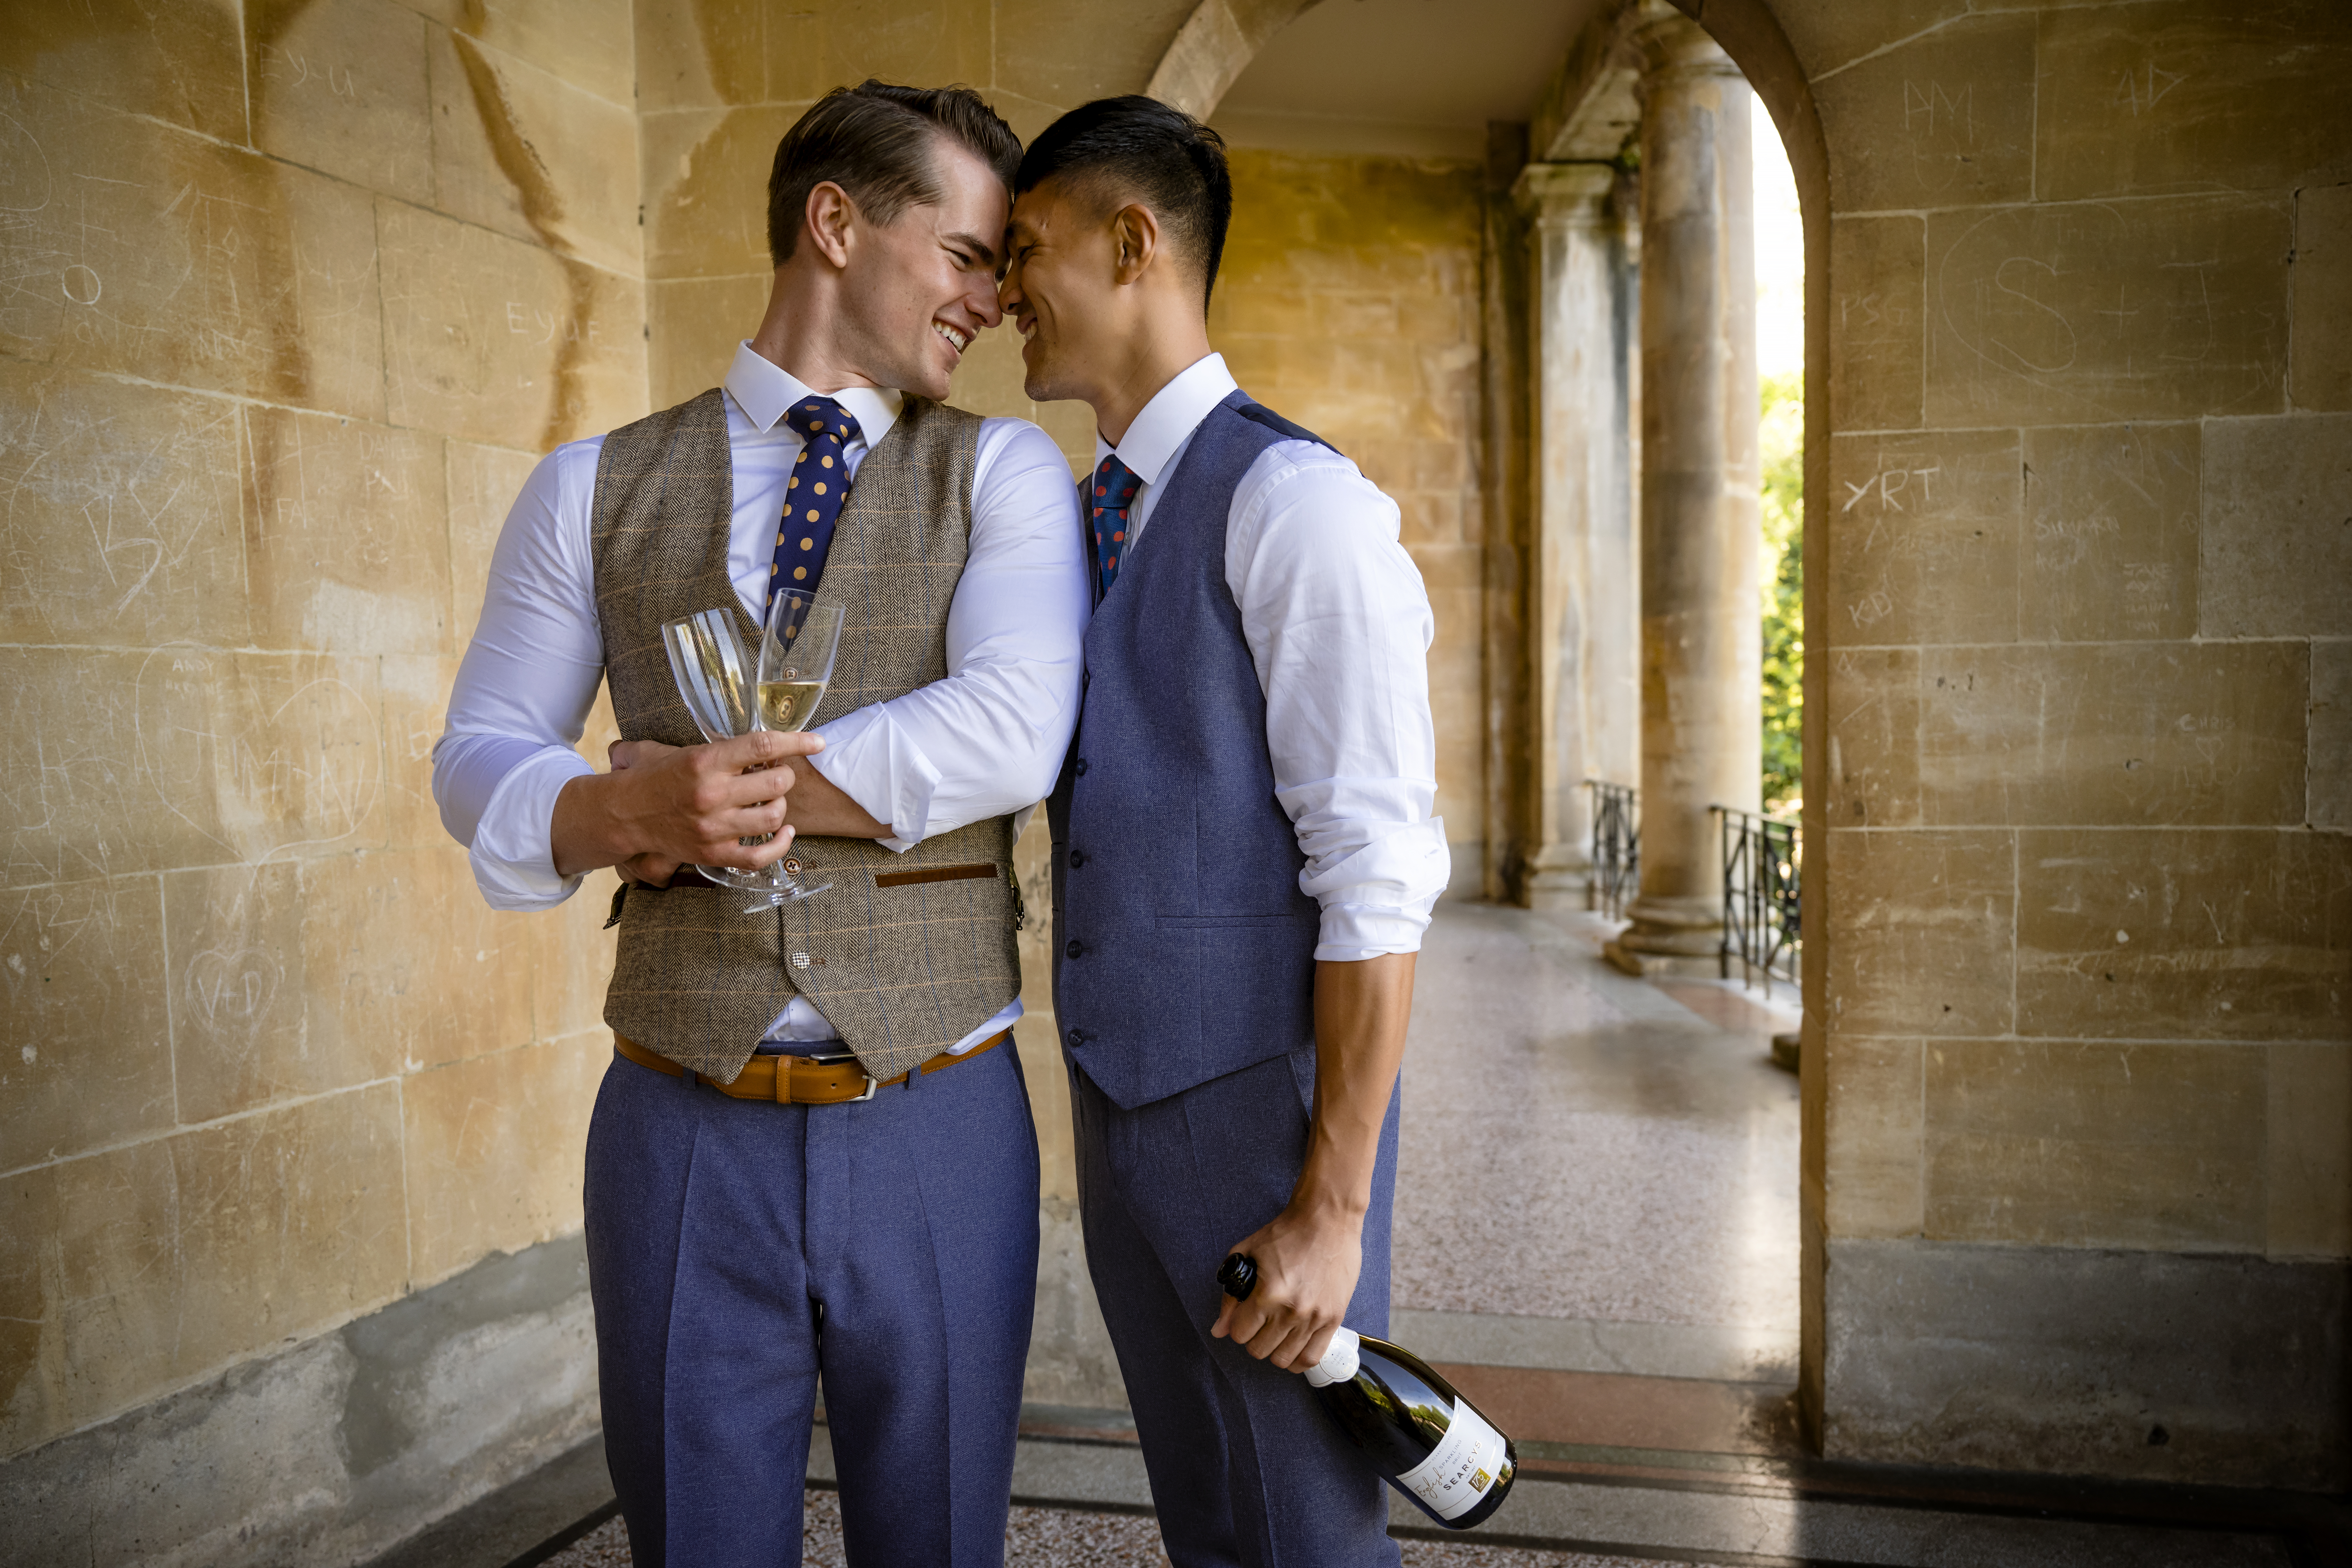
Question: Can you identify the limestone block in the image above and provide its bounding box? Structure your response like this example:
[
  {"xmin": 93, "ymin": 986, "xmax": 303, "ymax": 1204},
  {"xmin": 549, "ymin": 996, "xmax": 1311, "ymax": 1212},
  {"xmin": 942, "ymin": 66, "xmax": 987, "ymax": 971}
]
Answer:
[
  {"xmin": 406, "ymin": 0, "xmax": 638, "ymax": 105},
  {"xmin": 641, "ymin": 104, "xmax": 796, "ymax": 280},
  {"xmin": 1821, "ymin": 1236, "xmax": 2349, "ymax": 1487},
  {"xmin": 1821, "ymin": 828, "xmax": 2014, "ymax": 1038},
  {"xmin": 2294, "ymin": 183, "xmax": 2352, "ymax": 413},
  {"xmin": 1825, "ymin": 428, "xmax": 2020, "ymax": 648},
  {"xmin": 2036, "ymin": 1, "xmax": 2352, "ymax": 204},
  {"xmin": 379, "ymin": 199, "xmax": 648, "ymax": 450},
  {"xmin": 664, "ymin": 0, "xmax": 989, "ymax": 109},
  {"xmin": 244, "ymin": 405, "xmax": 451, "ymax": 656},
  {"xmin": 0, "ymin": 878, "xmax": 174, "ymax": 1170},
  {"xmin": 1923, "ymin": 1039, "xmax": 2265, "ymax": 1251},
  {"xmin": 2016, "ymin": 828, "xmax": 2351, "ymax": 1042},
  {"xmin": 992, "ymin": 91, "xmax": 1076, "ymax": 147},
  {"xmin": 529, "ymin": 860, "xmax": 623, "ymax": 1043},
  {"xmin": 1822, "ymin": 1036, "xmax": 1923, "ymax": 1240},
  {"xmin": 381, "ymin": 655, "xmax": 457, "ymax": 852},
  {"xmin": 306, "ymin": 847, "xmax": 537, "ymax": 1074},
  {"xmin": 446, "ymin": 441, "xmax": 543, "ymax": 645},
  {"xmin": 2315, "ymin": 642, "xmax": 2351, "ymax": 832},
  {"xmin": 248, "ymin": 0, "xmax": 434, "ymax": 205},
  {"xmin": 0, "ymin": 364, "xmax": 248, "ymax": 649},
  {"xmin": 1821, "ymin": 648, "xmax": 1921, "ymax": 829},
  {"xmin": 1925, "ymin": 194, "xmax": 2290, "ymax": 426},
  {"xmin": 0, "ymin": 1164, "xmax": 64, "ymax": 1452},
  {"xmin": 2199, "ymin": 411, "xmax": 2352, "ymax": 638},
  {"xmin": 163, "ymin": 862, "xmax": 323, "ymax": 1122},
  {"xmin": 1810, "ymin": 14, "xmax": 2035, "ymax": 213},
  {"xmin": 995, "ymin": 0, "xmax": 1195, "ymax": 109},
  {"xmin": 0, "ymin": 70, "xmax": 386, "ymax": 420},
  {"xmin": 1, "ymin": 648, "xmax": 385, "ymax": 888},
  {"xmin": 1828, "ymin": 217, "xmax": 1923, "ymax": 433},
  {"xmin": 49, "ymin": 1084, "xmax": 407, "ymax": 1433},
  {"xmin": 401, "ymin": 1034, "xmax": 605, "ymax": 1286},
  {"xmin": 5, "ymin": 0, "xmax": 246, "ymax": 141},
  {"xmin": 428, "ymin": 27, "xmax": 644, "ymax": 276},
  {"xmin": 650, "ymin": 274, "xmax": 773, "ymax": 407},
  {"xmin": 1768, "ymin": 0, "xmax": 1969, "ymax": 81},
  {"xmin": 2270, "ymin": 1042, "xmax": 2351, "ymax": 1260},
  {"xmin": 1919, "ymin": 641, "xmax": 2307, "ymax": 828},
  {"xmin": 2021, "ymin": 422, "xmax": 2198, "ymax": 642}
]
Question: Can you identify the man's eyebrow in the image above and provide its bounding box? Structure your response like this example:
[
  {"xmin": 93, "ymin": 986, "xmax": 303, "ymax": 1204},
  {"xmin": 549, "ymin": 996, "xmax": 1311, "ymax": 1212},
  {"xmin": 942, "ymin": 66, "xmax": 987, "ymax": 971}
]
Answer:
[{"xmin": 945, "ymin": 231, "xmax": 998, "ymax": 268}]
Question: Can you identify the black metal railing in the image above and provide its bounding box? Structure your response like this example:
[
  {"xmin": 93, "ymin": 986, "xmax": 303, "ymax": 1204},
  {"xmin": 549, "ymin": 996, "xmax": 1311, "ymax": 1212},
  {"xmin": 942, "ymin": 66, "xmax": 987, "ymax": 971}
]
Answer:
[
  {"xmin": 1585, "ymin": 780, "xmax": 1639, "ymax": 919},
  {"xmin": 1715, "ymin": 805, "xmax": 1800, "ymax": 997}
]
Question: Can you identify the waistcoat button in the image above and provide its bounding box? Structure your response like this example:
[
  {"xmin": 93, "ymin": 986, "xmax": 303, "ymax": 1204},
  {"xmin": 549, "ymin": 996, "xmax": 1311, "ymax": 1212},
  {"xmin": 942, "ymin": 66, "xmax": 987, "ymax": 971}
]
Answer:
[
  {"xmin": 1073, "ymin": 758, "xmax": 1088, "ymax": 776},
  {"xmin": 1068, "ymin": 850, "xmax": 1086, "ymax": 868},
  {"xmin": 1065, "ymin": 939, "xmax": 1084, "ymax": 959}
]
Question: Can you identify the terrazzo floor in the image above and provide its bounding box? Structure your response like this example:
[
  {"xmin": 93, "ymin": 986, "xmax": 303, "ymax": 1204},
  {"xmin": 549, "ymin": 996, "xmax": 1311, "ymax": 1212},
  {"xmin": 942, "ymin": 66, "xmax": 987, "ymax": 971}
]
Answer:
[
  {"xmin": 542, "ymin": 1492, "xmax": 1724, "ymax": 1567},
  {"xmin": 1393, "ymin": 904, "xmax": 1800, "ymax": 1338}
]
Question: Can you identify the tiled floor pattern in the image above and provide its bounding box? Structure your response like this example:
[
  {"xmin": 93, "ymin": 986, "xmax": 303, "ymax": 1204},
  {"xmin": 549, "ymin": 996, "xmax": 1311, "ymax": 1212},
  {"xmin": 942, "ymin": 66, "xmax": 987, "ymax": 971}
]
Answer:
[
  {"xmin": 541, "ymin": 1493, "xmax": 1705, "ymax": 1567},
  {"xmin": 1393, "ymin": 906, "xmax": 1801, "ymax": 1336}
]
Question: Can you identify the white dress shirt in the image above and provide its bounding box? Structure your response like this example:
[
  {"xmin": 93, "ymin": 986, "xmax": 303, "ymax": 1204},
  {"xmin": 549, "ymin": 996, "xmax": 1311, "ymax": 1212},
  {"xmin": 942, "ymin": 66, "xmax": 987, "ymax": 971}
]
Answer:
[
  {"xmin": 435, "ymin": 342, "xmax": 1089, "ymax": 1047},
  {"xmin": 1099, "ymin": 353, "xmax": 1450, "ymax": 959}
]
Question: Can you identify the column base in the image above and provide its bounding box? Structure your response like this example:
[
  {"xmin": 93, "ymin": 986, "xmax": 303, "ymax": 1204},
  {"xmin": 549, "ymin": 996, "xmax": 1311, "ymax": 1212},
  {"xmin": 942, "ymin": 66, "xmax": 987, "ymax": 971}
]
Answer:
[
  {"xmin": 1602, "ymin": 895, "xmax": 1723, "ymax": 978},
  {"xmin": 1519, "ymin": 845, "xmax": 1593, "ymax": 912}
]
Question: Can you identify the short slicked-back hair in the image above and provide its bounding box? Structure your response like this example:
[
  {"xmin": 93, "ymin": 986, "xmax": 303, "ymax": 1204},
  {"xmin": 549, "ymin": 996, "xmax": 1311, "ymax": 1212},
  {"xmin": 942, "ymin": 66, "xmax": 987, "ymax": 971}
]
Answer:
[
  {"xmin": 1015, "ymin": 95, "xmax": 1233, "ymax": 308},
  {"xmin": 767, "ymin": 81, "xmax": 1021, "ymax": 266}
]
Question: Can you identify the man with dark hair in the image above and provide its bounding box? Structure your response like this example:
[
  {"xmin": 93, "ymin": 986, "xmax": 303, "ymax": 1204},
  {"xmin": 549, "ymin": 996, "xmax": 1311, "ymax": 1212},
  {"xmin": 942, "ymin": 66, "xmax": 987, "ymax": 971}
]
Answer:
[
  {"xmin": 434, "ymin": 81, "xmax": 1088, "ymax": 1565},
  {"xmin": 1005, "ymin": 95, "xmax": 1448, "ymax": 1564}
]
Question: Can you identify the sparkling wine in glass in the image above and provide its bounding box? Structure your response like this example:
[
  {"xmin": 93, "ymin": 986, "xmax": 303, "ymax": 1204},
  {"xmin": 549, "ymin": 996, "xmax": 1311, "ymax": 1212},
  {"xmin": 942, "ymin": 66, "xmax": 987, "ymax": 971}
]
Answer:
[{"xmin": 745, "ymin": 588, "xmax": 846, "ymax": 906}]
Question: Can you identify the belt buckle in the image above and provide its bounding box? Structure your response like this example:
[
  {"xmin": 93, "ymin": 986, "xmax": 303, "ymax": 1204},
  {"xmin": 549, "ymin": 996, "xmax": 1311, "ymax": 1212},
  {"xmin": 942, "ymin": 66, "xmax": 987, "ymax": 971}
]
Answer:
[{"xmin": 854, "ymin": 1072, "xmax": 878, "ymax": 1102}]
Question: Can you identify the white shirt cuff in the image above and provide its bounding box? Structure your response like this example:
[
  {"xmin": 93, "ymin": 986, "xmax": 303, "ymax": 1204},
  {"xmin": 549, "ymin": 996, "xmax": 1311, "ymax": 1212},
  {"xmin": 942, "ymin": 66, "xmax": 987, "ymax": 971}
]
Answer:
[
  {"xmin": 466, "ymin": 747, "xmax": 596, "ymax": 910},
  {"xmin": 1300, "ymin": 818, "xmax": 1450, "ymax": 959},
  {"xmin": 807, "ymin": 705, "xmax": 940, "ymax": 853}
]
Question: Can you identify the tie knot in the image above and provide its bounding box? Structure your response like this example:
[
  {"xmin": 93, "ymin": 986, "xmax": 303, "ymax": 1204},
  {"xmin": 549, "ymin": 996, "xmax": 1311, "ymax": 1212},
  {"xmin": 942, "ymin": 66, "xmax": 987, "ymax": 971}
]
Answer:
[
  {"xmin": 795, "ymin": 397, "xmax": 860, "ymax": 445},
  {"xmin": 1093, "ymin": 454, "xmax": 1141, "ymax": 508}
]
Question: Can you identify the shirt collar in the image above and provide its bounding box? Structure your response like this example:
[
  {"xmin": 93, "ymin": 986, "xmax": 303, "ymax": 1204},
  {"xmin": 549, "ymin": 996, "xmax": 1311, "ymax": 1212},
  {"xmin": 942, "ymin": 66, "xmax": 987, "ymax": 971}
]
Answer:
[
  {"xmin": 1095, "ymin": 352, "xmax": 1238, "ymax": 485},
  {"xmin": 723, "ymin": 341, "xmax": 904, "ymax": 446}
]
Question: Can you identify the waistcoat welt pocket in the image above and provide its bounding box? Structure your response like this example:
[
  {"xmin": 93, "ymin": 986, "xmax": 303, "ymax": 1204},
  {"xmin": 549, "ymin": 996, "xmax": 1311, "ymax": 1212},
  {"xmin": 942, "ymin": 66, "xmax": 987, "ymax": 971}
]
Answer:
[{"xmin": 873, "ymin": 862, "xmax": 998, "ymax": 889}]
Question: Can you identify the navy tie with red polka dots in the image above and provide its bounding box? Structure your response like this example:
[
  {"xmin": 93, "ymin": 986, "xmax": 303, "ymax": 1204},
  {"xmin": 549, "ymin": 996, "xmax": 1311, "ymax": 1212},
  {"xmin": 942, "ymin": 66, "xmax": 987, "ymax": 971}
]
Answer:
[
  {"xmin": 1090, "ymin": 453, "xmax": 1142, "ymax": 599},
  {"xmin": 768, "ymin": 396, "xmax": 862, "ymax": 617}
]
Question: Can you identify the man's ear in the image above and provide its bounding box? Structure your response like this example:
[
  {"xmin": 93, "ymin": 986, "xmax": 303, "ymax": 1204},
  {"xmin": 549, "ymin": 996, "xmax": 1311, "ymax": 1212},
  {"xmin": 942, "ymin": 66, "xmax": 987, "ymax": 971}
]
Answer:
[
  {"xmin": 805, "ymin": 181, "xmax": 857, "ymax": 269},
  {"xmin": 1109, "ymin": 202, "xmax": 1161, "ymax": 286}
]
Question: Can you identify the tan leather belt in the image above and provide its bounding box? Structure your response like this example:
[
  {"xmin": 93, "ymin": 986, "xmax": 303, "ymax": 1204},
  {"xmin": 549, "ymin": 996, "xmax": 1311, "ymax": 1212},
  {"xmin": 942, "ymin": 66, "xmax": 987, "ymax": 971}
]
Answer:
[{"xmin": 613, "ymin": 1030, "xmax": 1006, "ymax": 1105}]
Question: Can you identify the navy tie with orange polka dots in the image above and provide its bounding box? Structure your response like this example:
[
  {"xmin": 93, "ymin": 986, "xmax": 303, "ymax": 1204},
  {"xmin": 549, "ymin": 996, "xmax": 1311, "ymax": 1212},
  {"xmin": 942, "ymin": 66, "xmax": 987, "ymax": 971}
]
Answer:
[
  {"xmin": 768, "ymin": 396, "xmax": 862, "ymax": 617},
  {"xmin": 1090, "ymin": 453, "xmax": 1142, "ymax": 599}
]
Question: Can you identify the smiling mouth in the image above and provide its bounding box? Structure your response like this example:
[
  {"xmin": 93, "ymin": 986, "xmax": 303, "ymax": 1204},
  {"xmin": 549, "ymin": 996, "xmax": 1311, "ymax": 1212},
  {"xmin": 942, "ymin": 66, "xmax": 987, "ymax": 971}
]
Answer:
[{"xmin": 933, "ymin": 321, "xmax": 969, "ymax": 354}]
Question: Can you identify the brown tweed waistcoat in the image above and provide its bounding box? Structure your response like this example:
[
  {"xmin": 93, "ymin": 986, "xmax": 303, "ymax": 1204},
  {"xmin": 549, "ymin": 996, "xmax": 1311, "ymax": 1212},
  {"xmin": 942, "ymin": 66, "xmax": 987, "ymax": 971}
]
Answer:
[{"xmin": 590, "ymin": 388, "xmax": 1020, "ymax": 1085}]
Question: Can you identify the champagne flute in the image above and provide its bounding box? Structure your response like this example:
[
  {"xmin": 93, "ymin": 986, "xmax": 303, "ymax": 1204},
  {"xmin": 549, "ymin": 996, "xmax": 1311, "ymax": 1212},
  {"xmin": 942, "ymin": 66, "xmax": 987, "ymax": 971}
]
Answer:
[
  {"xmin": 745, "ymin": 588, "xmax": 846, "ymax": 906},
  {"xmin": 659, "ymin": 606, "xmax": 779, "ymax": 898}
]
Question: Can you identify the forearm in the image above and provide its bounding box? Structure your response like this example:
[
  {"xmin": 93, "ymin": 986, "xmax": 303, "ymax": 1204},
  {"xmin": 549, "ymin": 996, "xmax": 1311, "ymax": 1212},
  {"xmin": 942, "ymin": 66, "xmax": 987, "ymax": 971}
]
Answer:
[
  {"xmin": 550, "ymin": 771, "xmax": 638, "ymax": 878},
  {"xmin": 779, "ymin": 758, "xmax": 890, "ymax": 839},
  {"xmin": 1293, "ymin": 951, "xmax": 1417, "ymax": 1219}
]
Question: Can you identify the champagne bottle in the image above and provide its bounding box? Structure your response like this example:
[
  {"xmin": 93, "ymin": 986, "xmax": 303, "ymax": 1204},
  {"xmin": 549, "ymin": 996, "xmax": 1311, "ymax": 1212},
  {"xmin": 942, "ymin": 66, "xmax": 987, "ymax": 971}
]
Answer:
[{"xmin": 1219, "ymin": 1253, "xmax": 1517, "ymax": 1529}]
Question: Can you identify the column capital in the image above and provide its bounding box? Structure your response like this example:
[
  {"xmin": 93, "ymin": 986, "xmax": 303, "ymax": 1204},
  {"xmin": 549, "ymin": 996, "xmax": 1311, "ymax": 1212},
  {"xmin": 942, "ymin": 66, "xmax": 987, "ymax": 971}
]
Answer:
[
  {"xmin": 1631, "ymin": 0, "xmax": 1739, "ymax": 84},
  {"xmin": 1511, "ymin": 161, "xmax": 1617, "ymax": 223}
]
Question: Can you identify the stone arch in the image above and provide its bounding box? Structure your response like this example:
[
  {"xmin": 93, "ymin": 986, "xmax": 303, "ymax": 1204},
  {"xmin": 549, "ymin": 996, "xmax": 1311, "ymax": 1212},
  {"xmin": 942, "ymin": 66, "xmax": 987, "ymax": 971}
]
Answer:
[{"xmin": 1143, "ymin": 0, "xmax": 1328, "ymax": 118}]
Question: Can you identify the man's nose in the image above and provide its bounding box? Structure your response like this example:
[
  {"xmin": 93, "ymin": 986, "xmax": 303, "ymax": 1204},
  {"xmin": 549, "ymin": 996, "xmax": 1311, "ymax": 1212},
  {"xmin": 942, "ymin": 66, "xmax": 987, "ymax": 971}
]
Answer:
[{"xmin": 974, "ymin": 279, "xmax": 1007, "ymax": 328}]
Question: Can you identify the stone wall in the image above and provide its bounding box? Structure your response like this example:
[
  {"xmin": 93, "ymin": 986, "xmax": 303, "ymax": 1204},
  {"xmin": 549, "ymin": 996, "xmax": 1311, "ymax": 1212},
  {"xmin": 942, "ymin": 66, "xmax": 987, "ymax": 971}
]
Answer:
[
  {"xmin": 1777, "ymin": 0, "xmax": 2352, "ymax": 1488},
  {"xmin": 1212, "ymin": 147, "xmax": 1491, "ymax": 893},
  {"xmin": 3, "ymin": 0, "xmax": 647, "ymax": 1540}
]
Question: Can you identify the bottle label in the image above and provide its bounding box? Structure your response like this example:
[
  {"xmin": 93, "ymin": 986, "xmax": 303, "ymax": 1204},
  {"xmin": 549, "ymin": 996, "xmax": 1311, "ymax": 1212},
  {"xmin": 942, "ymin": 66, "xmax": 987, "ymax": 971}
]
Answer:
[{"xmin": 1395, "ymin": 1399, "xmax": 1507, "ymax": 1520}]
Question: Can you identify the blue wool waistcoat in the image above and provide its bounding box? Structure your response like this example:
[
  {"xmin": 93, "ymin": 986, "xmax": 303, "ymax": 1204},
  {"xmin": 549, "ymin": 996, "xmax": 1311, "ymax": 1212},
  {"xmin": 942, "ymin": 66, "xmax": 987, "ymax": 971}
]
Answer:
[{"xmin": 1048, "ymin": 391, "xmax": 1332, "ymax": 1110}]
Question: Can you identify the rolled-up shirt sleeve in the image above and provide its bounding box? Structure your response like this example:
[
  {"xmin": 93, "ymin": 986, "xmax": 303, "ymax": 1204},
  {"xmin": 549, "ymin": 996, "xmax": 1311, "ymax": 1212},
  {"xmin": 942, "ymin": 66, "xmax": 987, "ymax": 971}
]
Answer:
[
  {"xmin": 1227, "ymin": 448, "xmax": 1451, "ymax": 961},
  {"xmin": 431, "ymin": 438, "xmax": 607, "ymax": 911},
  {"xmin": 803, "ymin": 418, "xmax": 1088, "ymax": 850}
]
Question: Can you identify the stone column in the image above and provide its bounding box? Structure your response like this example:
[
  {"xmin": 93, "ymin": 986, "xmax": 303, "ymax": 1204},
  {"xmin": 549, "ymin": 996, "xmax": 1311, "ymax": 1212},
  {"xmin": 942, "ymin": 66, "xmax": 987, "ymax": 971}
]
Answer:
[
  {"xmin": 1606, "ymin": 11, "xmax": 1761, "ymax": 975},
  {"xmin": 1512, "ymin": 162, "xmax": 1642, "ymax": 908}
]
